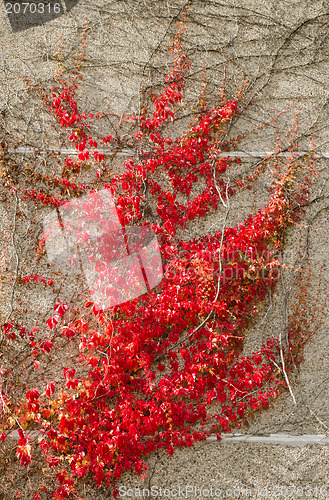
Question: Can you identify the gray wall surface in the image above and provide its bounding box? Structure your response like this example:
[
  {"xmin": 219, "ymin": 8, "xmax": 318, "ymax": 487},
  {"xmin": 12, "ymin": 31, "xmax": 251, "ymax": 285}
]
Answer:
[{"xmin": 0, "ymin": 1, "xmax": 329, "ymax": 498}]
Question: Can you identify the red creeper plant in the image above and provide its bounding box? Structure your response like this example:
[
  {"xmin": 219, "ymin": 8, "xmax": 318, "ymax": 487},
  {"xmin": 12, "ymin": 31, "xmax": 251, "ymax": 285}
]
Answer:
[{"xmin": 0, "ymin": 15, "xmax": 323, "ymax": 500}]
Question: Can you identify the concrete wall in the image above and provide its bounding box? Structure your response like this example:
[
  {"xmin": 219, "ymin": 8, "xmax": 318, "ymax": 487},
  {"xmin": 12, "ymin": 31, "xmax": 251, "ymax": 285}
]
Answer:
[{"xmin": 0, "ymin": 1, "xmax": 329, "ymax": 498}]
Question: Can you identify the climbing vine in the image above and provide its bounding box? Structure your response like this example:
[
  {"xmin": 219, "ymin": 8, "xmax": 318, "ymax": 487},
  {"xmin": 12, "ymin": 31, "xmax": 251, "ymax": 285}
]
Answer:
[{"xmin": 0, "ymin": 15, "xmax": 324, "ymax": 500}]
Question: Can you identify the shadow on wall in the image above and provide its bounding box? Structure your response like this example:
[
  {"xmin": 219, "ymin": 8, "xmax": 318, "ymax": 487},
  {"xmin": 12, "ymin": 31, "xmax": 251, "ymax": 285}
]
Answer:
[{"xmin": 4, "ymin": 0, "xmax": 79, "ymax": 32}]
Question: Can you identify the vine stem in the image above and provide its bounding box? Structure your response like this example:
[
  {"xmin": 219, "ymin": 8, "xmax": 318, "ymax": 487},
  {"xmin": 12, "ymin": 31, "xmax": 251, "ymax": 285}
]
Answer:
[
  {"xmin": 164, "ymin": 173, "xmax": 230, "ymax": 353},
  {"xmin": 0, "ymin": 189, "xmax": 19, "ymax": 346}
]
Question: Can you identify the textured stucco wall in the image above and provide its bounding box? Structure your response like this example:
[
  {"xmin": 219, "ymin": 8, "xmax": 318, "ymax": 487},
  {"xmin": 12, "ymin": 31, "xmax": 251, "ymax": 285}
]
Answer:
[{"xmin": 0, "ymin": 1, "xmax": 329, "ymax": 498}]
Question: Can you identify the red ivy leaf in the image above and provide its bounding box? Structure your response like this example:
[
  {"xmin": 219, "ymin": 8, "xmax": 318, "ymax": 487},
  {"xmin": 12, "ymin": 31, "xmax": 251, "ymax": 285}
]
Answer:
[{"xmin": 46, "ymin": 382, "xmax": 55, "ymax": 397}]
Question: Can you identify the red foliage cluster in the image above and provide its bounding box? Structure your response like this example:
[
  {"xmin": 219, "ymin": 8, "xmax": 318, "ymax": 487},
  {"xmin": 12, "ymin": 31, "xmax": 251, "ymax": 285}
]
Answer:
[{"xmin": 0, "ymin": 18, "xmax": 319, "ymax": 500}]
